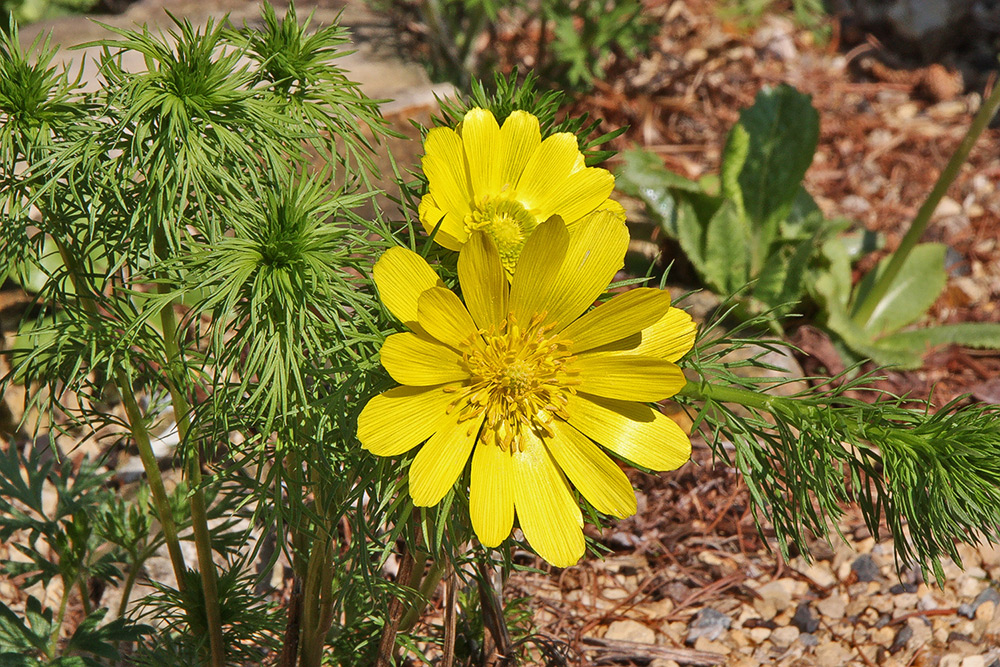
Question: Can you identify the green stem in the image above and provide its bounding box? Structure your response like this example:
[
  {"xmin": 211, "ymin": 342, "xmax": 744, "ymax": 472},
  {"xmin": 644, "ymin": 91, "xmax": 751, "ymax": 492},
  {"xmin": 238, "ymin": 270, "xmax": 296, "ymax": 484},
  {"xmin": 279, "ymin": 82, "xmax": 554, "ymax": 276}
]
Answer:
[
  {"xmin": 152, "ymin": 228, "xmax": 225, "ymax": 667},
  {"xmin": 398, "ymin": 557, "xmax": 446, "ymax": 633},
  {"xmin": 117, "ymin": 371, "xmax": 189, "ymax": 590},
  {"xmin": 677, "ymin": 380, "xmax": 781, "ymax": 413},
  {"xmin": 76, "ymin": 579, "xmax": 92, "ymax": 616},
  {"xmin": 298, "ymin": 455, "xmax": 338, "ymax": 667},
  {"xmin": 51, "ymin": 238, "xmax": 190, "ymax": 594},
  {"xmin": 852, "ymin": 81, "xmax": 1000, "ymax": 326},
  {"xmin": 48, "ymin": 580, "xmax": 71, "ymax": 658}
]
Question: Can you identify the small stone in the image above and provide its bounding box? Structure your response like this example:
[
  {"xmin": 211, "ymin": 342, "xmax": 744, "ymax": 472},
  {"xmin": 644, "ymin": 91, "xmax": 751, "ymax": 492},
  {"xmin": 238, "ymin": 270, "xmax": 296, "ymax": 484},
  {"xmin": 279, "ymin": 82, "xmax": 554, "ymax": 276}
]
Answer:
[
  {"xmin": 771, "ymin": 625, "xmax": 800, "ymax": 646},
  {"xmin": 815, "ymin": 641, "xmax": 853, "ymax": 667},
  {"xmin": 693, "ymin": 637, "xmax": 730, "ymax": 655},
  {"xmin": 817, "ymin": 593, "xmax": 847, "ymax": 620},
  {"xmin": 604, "ymin": 619, "xmax": 655, "ymax": 644},
  {"xmin": 754, "ymin": 579, "xmax": 793, "ymax": 620},
  {"xmin": 889, "ymin": 625, "xmax": 913, "ymax": 653},
  {"xmin": 918, "ymin": 593, "xmax": 941, "ymax": 611},
  {"xmin": 648, "ymin": 661, "xmax": 680, "ymax": 667},
  {"xmin": 748, "ymin": 627, "xmax": 772, "ymax": 644},
  {"xmin": 792, "ymin": 602, "xmax": 820, "ymax": 633},
  {"xmin": 801, "ymin": 562, "xmax": 837, "ymax": 588},
  {"xmin": 852, "ymin": 554, "xmax": 882, "ymax": 582},
  {"xmin": 961, "ymin": 657, "xmax": 986, "ymax": 667},
  {"xmin": 687, "ymin": 608, "xmax": 731, "ymax": 643},
  {"xmin": 872, "ymin": 626, "xmax": 895, "ymax": 644},
  {"xmin": 799, "ymin": 633, "xmax": 819, "ymax": 647},
  {"xmin": 906, "ymin": 617, "xmax": 933, "ymax": 646},
  {"xmin": 933, "ymin": 196, "xmax": 965, "ymax": 220},
  {"xmin": 959, "ymin": 588, "xmax": 1000, "ymax": 618},
  {"xmin": 894, "ymin": 593, "xmax": 919, "ymax": 610},
  {"xmin": 976, "ymin": 600, "xmax": 997, "ymax": 622},
  {"xmin": 889, "ymin": 583, "xmax": 919, "ymax": 595},
  {"xmin": 940, "ymin": 655, "xmax": 964, "ymax": 667}
]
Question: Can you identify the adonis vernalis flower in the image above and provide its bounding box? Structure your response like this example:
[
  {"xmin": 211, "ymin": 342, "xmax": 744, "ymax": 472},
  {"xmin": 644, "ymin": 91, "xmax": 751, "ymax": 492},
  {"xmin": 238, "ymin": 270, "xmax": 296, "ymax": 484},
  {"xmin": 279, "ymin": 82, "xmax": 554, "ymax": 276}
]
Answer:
[
  {"xmin": 358, "ymin": 212, "xmax": 695, "ymax": 567},
  {"xmin": 418, "ymin": 107, "xmax": 624, "ymax": 276}
]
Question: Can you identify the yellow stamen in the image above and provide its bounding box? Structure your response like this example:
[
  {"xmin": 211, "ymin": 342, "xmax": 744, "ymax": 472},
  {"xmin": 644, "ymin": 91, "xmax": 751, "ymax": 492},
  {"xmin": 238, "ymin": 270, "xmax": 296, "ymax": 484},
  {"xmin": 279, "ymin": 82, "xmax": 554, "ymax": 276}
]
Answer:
[
  {"xmin": 464, "ymin": 196, "xmax": 538, "ymax": 275},
  {"xmin": 454, "ymin": 313, "xmax": 578, "ymax": 452}
]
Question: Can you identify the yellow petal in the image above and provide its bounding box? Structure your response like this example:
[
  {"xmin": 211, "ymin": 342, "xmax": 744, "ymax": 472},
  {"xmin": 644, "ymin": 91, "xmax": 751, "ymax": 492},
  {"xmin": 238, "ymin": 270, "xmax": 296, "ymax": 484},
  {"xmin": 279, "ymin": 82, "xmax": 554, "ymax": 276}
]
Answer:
[
  {"xmin": 560, "ymin": 288, "xmax": 672, "ymax": 354},
  {"xmin": 546, "ymin": 420, "xmax": 636, "ymax": 519},
  {"xmin": 514, "ymin": 132, "xmax": 582, "ymax": 213},
  {"xmin": 462, "ymin": 108, "xmax": 501, "ymax": 198},
  {"xmin": 565, "ymin": 393, "xmax": 692, "ymax": 471},
  {"xmin": 595, "ymin": 198, "xmax": 626, "ymax": 218},
  {"xmin": 497, "ymin": 111, "xmax": 541, "ymax": 195},
  {"xmin": 458, "ymin": 232, "xmax": 509, "ymax": 331},
  {"xmin": 470, "ymin": 440, "xmax": 515, "ymax": 547},
  {"xmin": 409, "ymin": 408, "xmax": 483, "ymax": 507},
  {"xmin": 358, "ymin": 385, "xmax": 462, "ymax": 457},
  {"xmin": 380, "ymin": 332, "xmax": 470, "ymax": 386},
  {"xmin": 422, "ymin": 126, "xmax": 473, "ymax": 223},
  {"xmin": 575, "ymin": 354, "xmax": 686, "ymax": 402},
  {"xmin": 418, "ymin": 196, "xmax": 466, "ymax": 250},
  {"xmin": 373, "ymin": 247, "xmax": 445, "ymax": 328},
  {"xmin": 511, "ymin": 427, "xmax": 584, "ymax": 568},
  {"xmin": 509, "ymin": 211, "xmax": 628, "ymax": 331},
  {"xmin": 595, "ymin": 307, "xmax": 697, "ymax": 363},
  {"xmin": 533, "ymin": 166, "xmax": 616, "ymax": 224},
  {"xmin": 507, "ymin": 215, "xmax": 569, "ymax": 321},
  {"xmin": 417, "ymin": 287, "xmax": 480, "ymax": 349}
]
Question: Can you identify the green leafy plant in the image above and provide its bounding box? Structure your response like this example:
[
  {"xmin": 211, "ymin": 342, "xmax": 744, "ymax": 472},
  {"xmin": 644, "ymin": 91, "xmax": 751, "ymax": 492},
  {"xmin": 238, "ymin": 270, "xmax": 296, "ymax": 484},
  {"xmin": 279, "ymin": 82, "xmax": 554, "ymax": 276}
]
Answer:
[
  {"xmin": 389, "ymin": 0, "xmax": 655, "ymax": 91},
  {"xmin": 0, "ymin": 444, "xmax": 152, "ymax": 665},
  {"xmin": 812, "ymin": 78, "xmax": 1000, "ymax": 368},
  {"xmin": 618, "ymin": 84, "xmax": 849, "ymax": 331}
]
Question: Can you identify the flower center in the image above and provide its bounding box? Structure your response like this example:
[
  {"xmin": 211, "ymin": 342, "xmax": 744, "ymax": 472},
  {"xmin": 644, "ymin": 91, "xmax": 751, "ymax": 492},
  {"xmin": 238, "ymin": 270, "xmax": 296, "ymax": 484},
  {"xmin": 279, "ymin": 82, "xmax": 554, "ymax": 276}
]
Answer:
[
  {"xmin": 457, "ymin": 314, "xmax": 578, "ymax": 452},
  {"xmin": 464, "ymin": 197, "xmax": 538, "ymax": 276}
]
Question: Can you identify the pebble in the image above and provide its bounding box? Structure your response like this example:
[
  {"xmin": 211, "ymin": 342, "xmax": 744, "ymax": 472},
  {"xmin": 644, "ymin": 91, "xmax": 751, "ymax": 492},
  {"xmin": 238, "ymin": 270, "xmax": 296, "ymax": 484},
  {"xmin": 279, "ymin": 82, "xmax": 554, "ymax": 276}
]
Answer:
[
  {"xmin": 799, "ymin": 633, "xmax": 818, "ymax": 647},
  {"xmin": 604, "ymin": 619, "xmax": 655, "ymax": 644},
  {"xmin": 748, "ymin": 627, "xmax": 772, "ymax": 643},
  {"xmin": 770, "ymin": 625, "xmax": 800, "ymax": 646},
  {"xmin": 890, "ymin": 624, "xmax": 913, "ymax": 653},
  {"xmin": 961, "ymin": 657, "xmax": 986, "ymax": 667},
  {"xmin": 817, "ymin": 593, "xmax": 847, "ymax": 620},
  {"xmin": 815, "ymin": 640, "xmax": 853, "ymax": 667},
  {"xmin": 918, "ymin": 593, "xmax": 942, "ymax": 611},
  {"xmin": 791, "ymin": 601, "xmax": 820, "ymax": 633},
  {"xmin": 687, "ymin": 607, "xmax": 731, "ymax": 643},
  {"xmin": 693, "ymin": 637, "xmax": 730, "ymax": 655},
  {"xmin": 851, "ymin": 554, "xmax": 882, "ymax": 582},
  {"xmin": 959, "ymin": 587, "xmax": 1000, "ymax": 619}
]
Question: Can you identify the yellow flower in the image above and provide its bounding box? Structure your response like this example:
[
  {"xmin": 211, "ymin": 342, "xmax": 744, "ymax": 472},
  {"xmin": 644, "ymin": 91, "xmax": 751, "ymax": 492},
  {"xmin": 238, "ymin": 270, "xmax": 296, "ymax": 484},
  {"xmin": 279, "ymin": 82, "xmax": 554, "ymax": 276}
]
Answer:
[
  {"xmin": 418, "ymin": 107, "xmax": 625, "ymax": 276},
  {"xmin": 358, "ymin": 212, "xmax": 695, "ymax": 567}
]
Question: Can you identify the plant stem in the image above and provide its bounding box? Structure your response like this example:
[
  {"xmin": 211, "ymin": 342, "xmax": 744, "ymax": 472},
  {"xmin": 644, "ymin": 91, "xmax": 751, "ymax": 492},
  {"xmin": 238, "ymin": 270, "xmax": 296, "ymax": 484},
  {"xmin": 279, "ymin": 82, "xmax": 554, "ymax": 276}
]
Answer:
[
  {"xmin": 677, "ymin": 379, "xmax": 781, "ymax": 413},
  {"xmin": 152, "ymin": 228, "xmax": 225, "ymax": 667},
  {"xmin": 851, "ymin": 80, "xmax": 1000, "ymax": 326},
  {"xmin": 51, "ymin": 239, "xmax": 190, "ymax": 592},
  {"xmin": 375, "ymin": 546, "xmax": 416, "ymax": 667},
  {"xmin": 117, "ymin": 371, "xmax": 189, "ymax": 590},
  {"xmin": 398, "ymin": 557, "xmax": 446, "ymax": 633}
]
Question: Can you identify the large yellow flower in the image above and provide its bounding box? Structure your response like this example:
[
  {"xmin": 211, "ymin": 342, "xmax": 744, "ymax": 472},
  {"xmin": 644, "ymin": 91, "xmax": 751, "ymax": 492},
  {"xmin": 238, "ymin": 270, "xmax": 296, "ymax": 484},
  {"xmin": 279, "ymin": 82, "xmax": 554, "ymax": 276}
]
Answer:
[
  {"xmin": 358, "ymin": 212, "xmax": 695, "ymax": 567},
  {"xmin": 418, "ymin": 107, "xmax": 624, "ymax": 276}
]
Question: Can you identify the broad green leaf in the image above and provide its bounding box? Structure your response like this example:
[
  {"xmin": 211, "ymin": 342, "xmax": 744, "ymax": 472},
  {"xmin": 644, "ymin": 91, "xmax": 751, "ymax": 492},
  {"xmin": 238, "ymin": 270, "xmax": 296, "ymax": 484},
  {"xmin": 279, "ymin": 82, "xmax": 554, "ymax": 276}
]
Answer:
[
  {"xmin": 753, "ymin": 235, "xmax": 814, "ymax": 314},
  {"xmin": 884, "ymin": 323, "xmax": 1000, "ymax": 352},
  {"xmin": 853, "ymin": 243, "xmax": 947, "ymax": 338},
  {"xmin": 733, "ymin": 84, "xmax": 819, "ymax": 258},
  {"xmin": 703, "ymin": 199, "xmax": 749, "ymax": 294},
  {"xmin": 720, "ymin": 123, "xmax": 749, "ymax": 208},
  {"xmin": 616, "ymin": 149, "xmax": 701, "ymax": 197}
]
